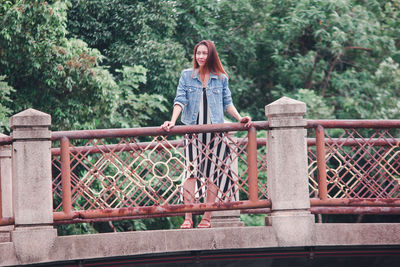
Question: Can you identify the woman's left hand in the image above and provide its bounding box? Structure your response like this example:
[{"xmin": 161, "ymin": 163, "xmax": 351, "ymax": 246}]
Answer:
[{"xmin": 239, "ymin": 116, "xmax": 252, "ymax": 128}]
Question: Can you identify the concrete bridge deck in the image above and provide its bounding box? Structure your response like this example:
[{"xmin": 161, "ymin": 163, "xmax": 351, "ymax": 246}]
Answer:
[{"xmin": 1, "ymin": 223, "xmax": 400, "ymax": 266}]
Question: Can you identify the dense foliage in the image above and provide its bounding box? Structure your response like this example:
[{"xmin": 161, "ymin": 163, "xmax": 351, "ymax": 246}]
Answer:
[
  {"xmin": 66, "ymin": 0, "xmax": 187, "ymax": 124},
  {"xmin": 65, "ymin": 0, "xmax": 400, "ymax": 122},
  {"xmin": 1, "ymin": 0, "xmax": 399, "ymax": 130},
  {"xmin": 0, "ymin": 0, "xmax": 166, "ymax": 130},
  {"xmin": 1, "ymin": 0, "xmax": 399, "ymax": 232},
  {"xmin": 0, "ymin": 75, "xmax": 14, "ymax": 129}
]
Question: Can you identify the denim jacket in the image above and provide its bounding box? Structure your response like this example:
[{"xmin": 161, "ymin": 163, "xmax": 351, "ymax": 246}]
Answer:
[{"xmin": 173, "ymin": 68, "xmax": 233, "ymax": 125}]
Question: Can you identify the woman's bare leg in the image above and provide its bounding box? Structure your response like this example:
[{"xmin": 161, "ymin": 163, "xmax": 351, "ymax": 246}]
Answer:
[
  {"xmin": 199, "ymin": 180, "xmax": 218, "ymax": 225},
  {"xmin": 181, "ymin": 177, "xmax": 196, "ymax": 227}
]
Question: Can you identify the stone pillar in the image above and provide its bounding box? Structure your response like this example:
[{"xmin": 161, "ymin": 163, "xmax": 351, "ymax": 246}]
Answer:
[
  {"xmin": 0, "ymin": 134, "xmax": 13, "ymax": 242},
  {"xmin": 211, "ymin": 134, "xmax": 244, "ymax": 227},
  {"xmin": 9, "ymin": 109, "xmax": 57, "ymax": 264},
  {"xmin": 265, "ymin": 97, "xmax": 314, "ymax": 246}
]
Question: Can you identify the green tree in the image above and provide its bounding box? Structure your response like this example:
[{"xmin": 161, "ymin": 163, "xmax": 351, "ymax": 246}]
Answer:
[
  {"xmin": 67, "ymin": 0, "xmax": 188, "ymax": 125},
  {"xmin": 264, "ymin": 0, "xmax": 400, "ymax": 119},
  {"xmin": 0, "ymin": 0, "xmax": 117, "ymax": 129},
  {"xmin": 112, "ymin": 65, "xmax": 168, "ymax": 128},
  {"xmin": 0, "ymin": 76, "xmax": 15, "ymax": 130},
  {"xmin": 0, "ymin": 0, "xmax": 166, "ymax": 130}
]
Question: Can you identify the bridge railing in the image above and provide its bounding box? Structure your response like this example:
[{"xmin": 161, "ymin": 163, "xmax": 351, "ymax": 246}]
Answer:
[
  {"xmin": 50, "ymin": 122, "xmax": 270, "ymax": 224},
  {"xmin": 2, "ymin": 107, "xmax": 400, "ymax": 228},
  {"xmin": 307, "ymin": 120, "xmax": 400, "ymax": 215}
]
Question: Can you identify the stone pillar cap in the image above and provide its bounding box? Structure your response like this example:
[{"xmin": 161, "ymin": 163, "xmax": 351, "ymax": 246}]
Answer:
[
  {"xmin": 10, "ymin": 108, "xmax": 51, "ymax": 129},
  {"xmin": 265, "ymin": 96, "xmax": 306, "ymax": 117}
]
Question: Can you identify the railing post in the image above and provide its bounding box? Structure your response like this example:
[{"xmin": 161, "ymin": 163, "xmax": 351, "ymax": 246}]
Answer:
[
  {"xmin": 265, "ymin": 97, "xmax": 314, "ymax": 246},
  {"xmin": 60, "ymin": 137, "xmax": 72, "ymax": 217},
  {"xmin": 247, "ymin": 126, "xmax": 258, "ymax": 203},
  {"xmin": 0, "ymin": 133, "xmax": 13, "ymax": 242},
  {"xmin": 9, "ymin": 109, "xmax": 57, "ymax": 264},
  {"xmin": 315, "ymin": 125, "xmax": 328, "ymax": 200}
]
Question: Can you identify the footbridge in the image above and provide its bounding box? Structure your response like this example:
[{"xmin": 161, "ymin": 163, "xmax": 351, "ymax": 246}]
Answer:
[{"xmin": 1, "ymin": 97, "xmax": 400, "ymax": 266}]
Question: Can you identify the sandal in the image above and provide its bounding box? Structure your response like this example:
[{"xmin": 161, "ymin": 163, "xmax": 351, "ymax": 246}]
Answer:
[
  {"xmin": 180, "ymin": 219, "xmax": 193, "ymax": 229},
  {"xmin": 197, "ymin": 218, "xmax": 211, "ymax": 228}
]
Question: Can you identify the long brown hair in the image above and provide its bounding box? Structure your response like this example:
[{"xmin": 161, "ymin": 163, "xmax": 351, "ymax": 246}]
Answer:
[{"xmin": 192, "ymin": 40, "xmax": 228, "ymax": 80}]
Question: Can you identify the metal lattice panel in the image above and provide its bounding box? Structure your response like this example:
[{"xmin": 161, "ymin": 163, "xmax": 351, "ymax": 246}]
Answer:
[
  {"xmin": 308, "ymin": 128, "xmax": 400, "ymax": 199},
  {"xmin": 52, "ymin": 131, "xmax": 268, "ymax": 212}
]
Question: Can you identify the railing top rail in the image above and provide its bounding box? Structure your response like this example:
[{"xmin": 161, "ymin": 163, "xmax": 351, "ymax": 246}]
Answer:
[
  {"xmin": 307, "ymin": 120, "xmax": 400, "ymax": 129},
  {"xmin": 51, "ymin": 121, "xmax": 269, "ymax": 140},
  {"xmin": 0, "ymin": 135, "xmax": 12, "ymax": 146}
]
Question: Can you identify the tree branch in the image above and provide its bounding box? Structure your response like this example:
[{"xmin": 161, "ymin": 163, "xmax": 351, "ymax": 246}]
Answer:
[
  {"xmin": 321, "ymin": 46, "xmax": 372, "ymax": 96},
  {"xmin": 344, "ymin": 46, "xmax": 373, "ymax": 52},
  {"xmin": 304, "ymin": 51, "xmax": 320, "ymax": 89},
  {"xmin": 321, "ymin": 52, "xmax": 342, "ymax": 97}
]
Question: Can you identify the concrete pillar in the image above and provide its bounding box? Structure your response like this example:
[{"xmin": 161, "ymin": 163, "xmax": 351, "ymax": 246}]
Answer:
[
  {"xmin": 9, "ymin": 109, "xmax": 57, "ymax": 264},
  {"xmin": 265, "ymin": 97, "xmax": 314, "ymax": 246},
  {"xmin": 0, "ymin": 134, "xmax": 13, "ymax": 242}
]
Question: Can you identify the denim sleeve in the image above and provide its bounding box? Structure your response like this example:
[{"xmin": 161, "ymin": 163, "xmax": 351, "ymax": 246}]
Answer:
[
  {"xmin": 173, "ymin": 72, "xmax": 188, "ymax": 108},
  {"xmin": 222, "ymin": 75, "xmax": 233, "ymax": 111}
]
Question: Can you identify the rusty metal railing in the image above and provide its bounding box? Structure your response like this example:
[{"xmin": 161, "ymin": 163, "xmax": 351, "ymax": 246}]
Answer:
[
  {"xmin": 3, "ymin": 119, "xmax": 400, "ymax": 227},
  {"xmin": 307, "ymin": 120, "xmax": 400, "ymax": 214},
  {"xmin": 50, "ymin": 122, "xmax": 270, "ymax": 224}
]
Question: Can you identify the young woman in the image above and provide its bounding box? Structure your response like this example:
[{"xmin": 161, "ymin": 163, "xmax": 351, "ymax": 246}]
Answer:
[{"xmin": 161, "ymin": 40, "xmax": 251, "ymax": 229}]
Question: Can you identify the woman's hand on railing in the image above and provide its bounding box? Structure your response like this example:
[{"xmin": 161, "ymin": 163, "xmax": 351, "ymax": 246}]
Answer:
[
  {"xmin": 161, "ymin": 121, "xmax": 175, "ymax": 132},
  {"xmin": 239, "ymin": 116, "xmax": 252, "ymax": 128}
]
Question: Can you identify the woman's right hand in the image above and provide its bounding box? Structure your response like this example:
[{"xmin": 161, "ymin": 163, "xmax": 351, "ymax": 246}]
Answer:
[
  {"xmin": 239, "ymin": 116, "xmax": 252, "ymax": 128},
  {"xmin": 161, "ymin": 121, "xmax": 175, "ymax": 132}
]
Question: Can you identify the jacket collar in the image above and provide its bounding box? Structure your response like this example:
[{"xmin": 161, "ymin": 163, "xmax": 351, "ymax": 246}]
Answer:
[{"xmin": 192, "ymin": 69, "xmax": 219, "ymax": 82}]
